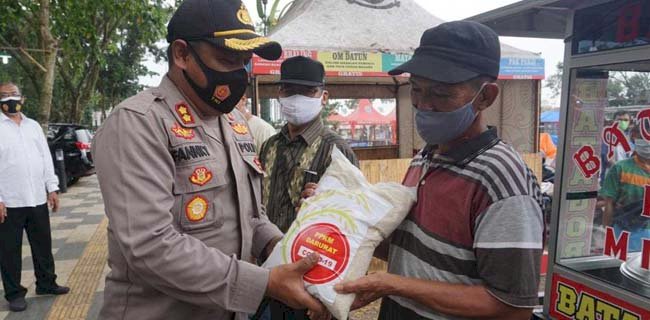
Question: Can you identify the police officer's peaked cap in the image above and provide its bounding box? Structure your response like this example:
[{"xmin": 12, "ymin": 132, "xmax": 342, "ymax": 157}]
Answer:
[{"xmin": 167, "ymin": 0, "xmax": 282, "ymax": 61}]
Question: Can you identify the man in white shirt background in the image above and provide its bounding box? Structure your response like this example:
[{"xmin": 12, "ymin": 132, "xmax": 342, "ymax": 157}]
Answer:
[
  {"xmin": 0, "ymin": 82, "xmax": 70, "ymax": 312},
  {"xmin": 235, "ymin": 94, "xmax": 277, "ymax": 150}
]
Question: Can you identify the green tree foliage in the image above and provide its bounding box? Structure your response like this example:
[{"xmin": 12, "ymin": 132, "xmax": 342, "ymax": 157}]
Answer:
[
  {"xmin": 609, "ymin": 71, "xmax": 650, "ymax": 106},
  {"xmin": 255, "ymin": 0, "xmax": 294, "ymax": 35},
  {"xmin": 544, "ymin": 62, "xmax": 650, "ymax": 107},
  {"xmin": 544, "ymin": 62, "xmax": 563, "ymax": 99},
  {"xmin": 0, "ymin": 0, "xmax": 172, "ymax": 126}
]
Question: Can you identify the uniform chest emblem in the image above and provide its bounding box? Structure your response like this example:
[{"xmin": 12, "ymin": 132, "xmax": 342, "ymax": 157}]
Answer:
[
  {"xmin": 175, "ymin": 102, "xmax": 195, "ymax": 125},
  {"xmin": 231, "ymin": 123, "xmax": 249, "ymax": 135},
  {"xmin": 189, "ymin": 167, "xmax": 213, "ymax": 186},
  {"xmin": 170, "ymin": 123, "xmax": 195, "ymax": 140},
  {"xmin": 185, "ymin": 196, "xmax": 208, "ymax": 222},
  {"xmin": 213, "ymin": 85, "xmax": 231, "ymax": 103}
]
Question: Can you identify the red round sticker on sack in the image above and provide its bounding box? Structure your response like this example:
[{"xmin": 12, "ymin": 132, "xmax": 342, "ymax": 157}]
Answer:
[{"xmin": 291, "ymin": 223, "xmax": 350, "ymax": 284}]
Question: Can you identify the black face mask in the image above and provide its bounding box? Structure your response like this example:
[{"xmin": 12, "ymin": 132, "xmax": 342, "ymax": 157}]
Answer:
[
  {"xmin": 0, "ymin": 97, "xmax": 22, "ymax": 114},
  {"xmin": 183, "ymin": 45, "xmax": 248, "ymax": 114}
]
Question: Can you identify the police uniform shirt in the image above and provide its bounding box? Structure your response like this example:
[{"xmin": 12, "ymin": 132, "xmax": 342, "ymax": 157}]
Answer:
[{"xmin": 93, "ymin": 75, "xmax": 281, "ymax": 320}]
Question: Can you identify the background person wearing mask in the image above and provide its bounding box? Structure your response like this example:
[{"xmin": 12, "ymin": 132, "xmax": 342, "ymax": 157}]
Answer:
[
  {"xmin": 0, "ymin": 82, "xmax": 70, "ymax": 312},
  {"xmin": 258, "ymin": 56, "xmax": 357, "ymax": 319},
  {"xmin": 328, "ymin": 21, "xmax": 544, "ymax": 319},
  {"xmin": 600, "ymin": 125, "xmax": 650, "ymax": 252},
  {"xmin": 234, "ymin": 93, "xmax": 277, "ymax": 150},
  {"xmin": 611, "ymin": 110, "xmax": 634, "ymax": 165},
  {"xmin": 92, "ymin": 1, "xmax": 328, "ymax": 319}
]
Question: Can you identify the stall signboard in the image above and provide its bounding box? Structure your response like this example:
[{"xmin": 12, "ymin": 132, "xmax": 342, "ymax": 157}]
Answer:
[
  {"xmin": 252, "ymin": 49, "xmax": 386, "ymax": 77},
  {"xmin": 499, "ymin": 57, "xmax": 545, "ymax": 80},
  {"xmin": 252, "ymin": 50, "xmax": 545, "ymax": 79},
  {"xmin": 559, "ymin": 72, "xmax": 608, "ymax": 258},
  {"xmin": 549, "ymin": 274, "xmax": 650, "ymax": 320}
]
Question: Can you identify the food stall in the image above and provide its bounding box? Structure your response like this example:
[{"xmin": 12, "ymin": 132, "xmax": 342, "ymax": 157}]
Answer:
[
  {"xmin": 252, "ymin": 0, "xmax": 545, "ymax": 160},
  {"xmin": 471, "ymin": 1, "xmax": 650, "ymax": 318}
]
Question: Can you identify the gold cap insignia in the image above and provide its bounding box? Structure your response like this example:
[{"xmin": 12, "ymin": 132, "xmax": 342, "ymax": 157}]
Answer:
[{"xmin": 237, "ymin": 3, "xmax": 253, "ymax": 26}]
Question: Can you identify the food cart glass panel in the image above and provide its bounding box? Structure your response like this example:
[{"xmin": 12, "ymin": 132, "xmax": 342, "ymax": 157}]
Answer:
[{"xmin": 556, "ymin": 60, "xmax": 650, "ymax": 300}]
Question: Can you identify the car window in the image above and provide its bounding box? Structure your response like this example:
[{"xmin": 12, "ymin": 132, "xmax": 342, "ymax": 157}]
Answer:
[
  {"xmin": 62, "ymin": 128, "xmax": 76, "ymax": 141},
  {"xmin": 75, "ymin": 129, "xmax": 92, "ymax": 142},
  {"xmin": 47, "ymin": 126, "xmax": 60, "ymax": 140}
]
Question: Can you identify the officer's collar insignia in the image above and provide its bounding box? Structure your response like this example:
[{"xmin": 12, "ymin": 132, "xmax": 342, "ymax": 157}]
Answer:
[
  {"xmin": 213, "ymin": 85, "xmax": 231, "ymax": 102},
  {"xmin": 226, "ymin": 113, "xmax": 236, "ymax": 123},
  {"xmin": 175, "ymin": 102, "xmax": 195, "ymax": 125},
  {"xmin": 171, "ymin": 123, "xmax": 195, "ymax": 140},
  {"xmin": 185, "ymin": 196, "xmax": 208, "ymax": 222},
  {"xmin": 237, "ymin": 4, "xmax": 254, "ymax": 26},
  {"xmin": 253, "ymin": 156, "xmax": 264, "ymax": 172},
  {"xmin": 189, "ymin": 167, "xmax": 213, "ymax": 186},
  {"xmin": 231, "ymin": 122, "xmax": 249, "ymax": 135}
]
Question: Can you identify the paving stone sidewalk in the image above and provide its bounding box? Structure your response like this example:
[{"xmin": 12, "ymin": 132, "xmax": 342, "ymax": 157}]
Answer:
[
  {"xmin": 0, "ymin": 176, "xmax": 109, "ymax": 320},
  {"xmin": 0, "ymin": 175, "xmax": 383, "ymax": 320}
]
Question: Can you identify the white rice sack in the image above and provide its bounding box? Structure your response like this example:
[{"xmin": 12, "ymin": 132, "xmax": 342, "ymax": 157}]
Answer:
[{"xmin": 263, "ymin": 147, "xmax": 416, "ymax": 319}]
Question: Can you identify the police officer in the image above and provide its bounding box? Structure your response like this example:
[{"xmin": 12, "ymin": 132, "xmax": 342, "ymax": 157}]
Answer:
[{"xmin": 93, "ymin": 1, "xmax": 327, "ymax": 319}]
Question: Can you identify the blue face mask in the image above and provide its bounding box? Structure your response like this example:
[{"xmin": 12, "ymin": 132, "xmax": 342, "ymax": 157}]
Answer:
[{"xmin": 415, "ymin": 84, "xmax": 485, "ymax": 145}]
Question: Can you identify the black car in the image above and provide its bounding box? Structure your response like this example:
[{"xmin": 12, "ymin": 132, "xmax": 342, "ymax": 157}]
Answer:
[{"xmin": 47, "ymin": 123, "xmax": 95, "ymax": 188}]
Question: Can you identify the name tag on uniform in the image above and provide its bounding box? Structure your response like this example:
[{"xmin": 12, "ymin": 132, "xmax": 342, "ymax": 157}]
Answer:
[{"xmin": 171, "ymin": 144, "xmax": 211, "ymax": 163}]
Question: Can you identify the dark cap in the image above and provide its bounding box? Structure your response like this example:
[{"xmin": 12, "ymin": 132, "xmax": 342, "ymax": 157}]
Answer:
[
  {"xmin": 279, "ymin": 56, "xmax": 325, "ymax": 87},
  {"xmin": 389, "ymin": 21, "xmax": 500, "ymax": 83},
  {"xmin": 167, "ymin": 0, "xmax": 282, "ymax": 60}
]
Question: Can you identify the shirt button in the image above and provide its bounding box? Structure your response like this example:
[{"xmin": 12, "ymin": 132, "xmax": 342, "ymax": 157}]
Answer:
[{"xmin": 420, "ymin": 180, "xmax": 426, "ymax": 186}]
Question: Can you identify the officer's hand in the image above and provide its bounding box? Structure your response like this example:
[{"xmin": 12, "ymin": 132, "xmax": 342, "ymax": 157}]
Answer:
[
  {"xmin": 266, "ymin": 252, "xmax": 326, "ymax": 316},
  {"xmin": 0, "ymin": 202, "xmax": 6, "ymax": 224},
  {"xmin": 48, "ymin": 192, "xmax": 59, "ymax": 213}
]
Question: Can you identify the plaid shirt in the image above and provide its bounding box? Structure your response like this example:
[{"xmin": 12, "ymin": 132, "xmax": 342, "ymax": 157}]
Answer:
[{"xmin": 259, "ymin": 119, "xmax": 358, "ymax": 232}]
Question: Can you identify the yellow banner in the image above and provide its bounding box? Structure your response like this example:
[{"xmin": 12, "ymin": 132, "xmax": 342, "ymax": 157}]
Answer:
[{"xmin": 317, "ymin": 51, "xmax": 382, "ymax": 72}]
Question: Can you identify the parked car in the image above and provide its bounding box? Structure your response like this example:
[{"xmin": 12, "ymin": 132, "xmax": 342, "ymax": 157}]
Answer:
[{"xmin": 47, "ymin": 123, "xmax": 95, "ymax": 188}]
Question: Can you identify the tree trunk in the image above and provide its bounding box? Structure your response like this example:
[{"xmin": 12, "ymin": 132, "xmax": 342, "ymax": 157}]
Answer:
[
  {"xmin": 36, "ymin": 0, "xmax": 57, "ymax": 132},
  {"xmin": 73, "ymin": 63, "xmax": 100, "ymax": 123}
]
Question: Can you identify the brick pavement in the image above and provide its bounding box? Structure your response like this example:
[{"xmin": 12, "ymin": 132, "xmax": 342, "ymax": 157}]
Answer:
[{"xmin": 0, "ymin": 176, "xmax": 109, "ymax": 320}]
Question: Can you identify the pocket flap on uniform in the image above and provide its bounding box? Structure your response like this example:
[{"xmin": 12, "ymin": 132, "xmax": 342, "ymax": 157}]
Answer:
[{"xmin": 173, "ymin": 160, "xmax": 228, "ymax": 195}]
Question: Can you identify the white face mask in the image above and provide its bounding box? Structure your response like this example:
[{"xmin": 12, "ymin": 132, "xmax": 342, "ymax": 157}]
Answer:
[{"xmin": 279, "ymin": 94, "xmax": 323, "ymax": 125}]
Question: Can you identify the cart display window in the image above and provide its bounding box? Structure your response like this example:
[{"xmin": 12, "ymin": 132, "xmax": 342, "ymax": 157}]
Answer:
[
  {"xmin": 573, "ymin": 0, "xmax": 650, "ymax": 55},
  {"xmin": 557, "ymin": 60, "xmax": 650, "ymax": 299}
]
